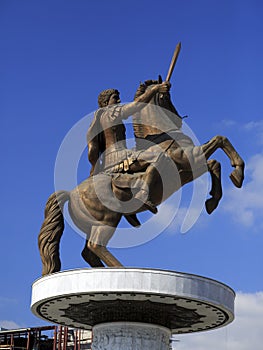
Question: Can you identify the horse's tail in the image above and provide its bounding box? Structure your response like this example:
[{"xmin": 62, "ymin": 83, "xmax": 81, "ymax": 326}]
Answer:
[{"xmin": 38, "ymin": 190, "xmax": 70, "ymax": 276}]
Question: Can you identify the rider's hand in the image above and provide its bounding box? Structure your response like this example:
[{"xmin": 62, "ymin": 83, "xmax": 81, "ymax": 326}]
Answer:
[{"xmin": 158, "ymin": 81, "xmax": 171, "ymax": 93}]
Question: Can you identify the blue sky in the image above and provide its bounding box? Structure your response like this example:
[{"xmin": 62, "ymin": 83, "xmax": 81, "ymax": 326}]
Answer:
[{"xmin": 1, "ymin": 1, "xmax": 263, "ymax": 348}]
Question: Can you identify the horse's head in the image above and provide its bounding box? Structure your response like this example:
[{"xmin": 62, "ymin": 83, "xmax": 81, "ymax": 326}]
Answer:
[
  {"xmin": 134, "ymin": 76, "xmax": 173, "ymax": 111},
  {"xmin": 133, "ymin": 76, "xmax": 183, "ymax": 139}
]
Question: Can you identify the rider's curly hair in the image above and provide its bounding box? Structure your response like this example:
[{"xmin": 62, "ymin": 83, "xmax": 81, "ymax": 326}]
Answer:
[{"xmin": 98, "ymin": 89, "xmax": 119, "ymax": 108}]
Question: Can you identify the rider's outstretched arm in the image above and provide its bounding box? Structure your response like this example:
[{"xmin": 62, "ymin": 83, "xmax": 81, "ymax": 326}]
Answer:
[{"xmin": 121, "ymin": 82, "xmax": 171, "ymax": 119}]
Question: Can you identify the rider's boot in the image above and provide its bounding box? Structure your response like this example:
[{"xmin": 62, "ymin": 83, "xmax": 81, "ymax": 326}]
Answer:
[
  {"xmin": 133, "ymin": 164, "xmax": 158, "ymax": 214},
  {"xmin": 134, "ymin": 189, "xmax": 158, "ymax": 214}
]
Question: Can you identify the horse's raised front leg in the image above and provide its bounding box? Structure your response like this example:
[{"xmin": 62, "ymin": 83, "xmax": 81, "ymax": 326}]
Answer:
[
  {"xmin": 87, "ymin": 225, "xmax": 123, "ymax": 267},
  {"xmin": 201, "ymin": 135, "xmax": 244, "ymax": 188},
  {"xmin": 205, "ymin": 159, "xmax": 222, "ymax": 214},
  {"xmin": 177, "ymin": 155, "xmax": 223, "ymax": 214}
]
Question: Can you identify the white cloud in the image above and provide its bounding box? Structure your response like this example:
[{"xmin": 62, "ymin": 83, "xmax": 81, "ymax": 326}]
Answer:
[
  {"xmin": 161, "ymin": 205, "xmax": 208, "ymax": 235},
  {"xmin": 152, "ymin": 202, "xmax": 179, "ymax": 230},
  {"xmin": 242, "ymin": 120, "xmax": 263, "ymax": 145},
  {"xmin": 223, "ymin": 152, "xmax": 263, "ymax": 228},
  {"xmin": 0, "ymin": 320, "xmax": 21, "ymax": 330},
  {"xmin": 153, "ymin": 174, "xmax": 210, "ymax": 234},
  {"xmin": 174, "ymin": 292, "xmax": 263, "ymax": 350},
  {"xmin": 0, "ymin": 297, "xmax": 18, "ymax": 306},
  {"xmin": 215, "ymin": 119, "xmax": 263, "ymax": 146},
  {"xmin": 220, "ymin": 119, "xmax": 238, "ymax": 128},
  {"xmin": 243, "ymin": 120, "xmax": 263, "ymax": 130}
]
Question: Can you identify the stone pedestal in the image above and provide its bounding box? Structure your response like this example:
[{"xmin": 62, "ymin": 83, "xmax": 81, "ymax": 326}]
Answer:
[
  {"xmin": 92, "ymin": 322, "xmax": 171, "ymax": 350},
  {"xmin": 31, "ymin": 268, "xmax": 235, "ymax": 349}
]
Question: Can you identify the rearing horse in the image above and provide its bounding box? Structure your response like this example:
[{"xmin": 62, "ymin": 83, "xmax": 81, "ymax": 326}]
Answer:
[
  {"xmin": 132, "ymin": 77, "xmax": 244, "ymax": 214},
  {"xmin": 38, "ymin": 80, "xmax": 244, "ymax": 275}
]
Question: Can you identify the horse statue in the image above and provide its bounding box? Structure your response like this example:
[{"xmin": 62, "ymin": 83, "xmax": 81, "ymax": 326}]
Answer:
[{"xmin": 38, "ymin": 78, "xmax": 244, "ymax": 276}]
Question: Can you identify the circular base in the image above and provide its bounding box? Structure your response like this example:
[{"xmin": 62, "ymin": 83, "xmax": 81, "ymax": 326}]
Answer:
[{"xmin": 31, "ymin": 268, "xmax": 235, "ymax": 334}]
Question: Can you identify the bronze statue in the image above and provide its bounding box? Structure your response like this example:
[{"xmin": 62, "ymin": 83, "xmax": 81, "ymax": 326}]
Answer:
[{"xmin": 38, "ymin": 45, "xmax": 244, "ymax": 275}]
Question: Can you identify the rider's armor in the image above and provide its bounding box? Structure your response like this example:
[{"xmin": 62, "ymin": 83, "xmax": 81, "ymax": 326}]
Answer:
[{"xmin": 99, "ymin": 105, "xmax": 138, "ymax": 173}]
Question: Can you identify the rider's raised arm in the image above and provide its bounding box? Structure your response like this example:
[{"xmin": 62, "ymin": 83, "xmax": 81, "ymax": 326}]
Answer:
[{"xmin": 120, "ymin": 82, "xmax": 171, "ymax": 119}]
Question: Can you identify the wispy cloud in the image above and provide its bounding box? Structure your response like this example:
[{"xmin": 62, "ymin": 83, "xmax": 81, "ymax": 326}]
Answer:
[
  {"xmin": 159, "ymin": 205, "xmax": 208, "ymax": 235},
  {"xmin": 0, "ymin": 320, "xmax": 21, "ymax": 330},
  {"xmin": 174, "ymin": 292, "xmax": 263, "ymax": 350},
  {"xmin": 243, "ymin": 120, "xmax": 263, "ymax": 145},
  {"xmin": 0, "ymin": 297, "xmax": 18, "ymax": 308},
  {"xmin": 243, "ymin": 120, "xmax": 263, "ymax": 131},
  {"xmin": 0, "ymin": 297, "xmax": 21, "ymax": 330},
  {"xmin": 223, "ymin": 152, "xmax": 263, "ymax": 228},
  {"xmin": 214, "ymin": 119, "xmax": 263, "ymax": 144},
  {"xmin": 219, "ymin": 119, "xmax": 238, "ymax": 128}
]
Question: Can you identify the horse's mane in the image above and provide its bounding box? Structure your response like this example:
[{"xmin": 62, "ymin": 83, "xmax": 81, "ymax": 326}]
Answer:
[{"xmin": 133, "ymin": 77, "xmax": 183, "ymax": 138}]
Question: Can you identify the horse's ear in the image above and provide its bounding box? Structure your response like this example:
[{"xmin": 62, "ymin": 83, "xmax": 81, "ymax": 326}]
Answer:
[{"xmin": 158, "ymin": 75, "xmax": 163, "ymax": 83}]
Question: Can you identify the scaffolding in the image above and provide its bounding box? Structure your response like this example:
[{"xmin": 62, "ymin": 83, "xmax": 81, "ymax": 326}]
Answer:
[{"xmin": 0, "ymin": 326, "xmax": 92, "ymax": 350}]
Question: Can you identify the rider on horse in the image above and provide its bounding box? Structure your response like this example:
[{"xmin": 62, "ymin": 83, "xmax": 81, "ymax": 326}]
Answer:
[
  {"xmin": 38, "ymin": 77, "xmax": 245, "ymax": 274},
  {"xmin": 87, "ymin": 81, "xmax": 171, "ymax": 215}
]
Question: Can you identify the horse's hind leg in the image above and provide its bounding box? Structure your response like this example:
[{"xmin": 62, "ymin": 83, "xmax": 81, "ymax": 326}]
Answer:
[
  {"xmin": 205, "ymin": 159, "xmax": 222, "ymax": 214},
  {"xmin": 68, "ymin": 205, "xmax": 105, "ymax": 267},
  {"xmin": 201, "ymin": 136, "xmax": 244, "ymax": 188},
  {"xmin": 87, "ymin": 225, "xmax": 123, "ymax": 267},
  {"xmin": 82, "ymin": 238, "xmax": 105, "ymax": 267}
]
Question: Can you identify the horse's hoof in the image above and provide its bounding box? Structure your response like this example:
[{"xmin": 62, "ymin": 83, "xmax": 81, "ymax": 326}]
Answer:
[
  {"xmin": 205, "ymin": 198, "xmax": 219, "ymax": 214},
  {"xmin": 230, "ymin": 166, "xmax": 244, "ymax": 188}
]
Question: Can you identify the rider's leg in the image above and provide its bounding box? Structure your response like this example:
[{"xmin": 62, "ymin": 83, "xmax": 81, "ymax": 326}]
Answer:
[
  {"xmin": 129, "ymin": 153, "xmax": 168, "ymax": 214},
  {"xmin": 88, "ymin": 225, "xmax": 123, "ymax": 267},
  {"xmin": 133, "ymin": 164, "xmax": 159, "ymax": 214}
]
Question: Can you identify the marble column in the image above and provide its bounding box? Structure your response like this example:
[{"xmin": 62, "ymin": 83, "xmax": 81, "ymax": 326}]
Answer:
[{"xmin": 92, "ymin": 322, "xmax": 171, "ymax": 350}]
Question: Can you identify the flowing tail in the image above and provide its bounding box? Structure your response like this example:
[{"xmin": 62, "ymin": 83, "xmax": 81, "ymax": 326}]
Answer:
[{"xmin": 38, "ymin": 190, "xmax": 70, "ymax": 276}]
